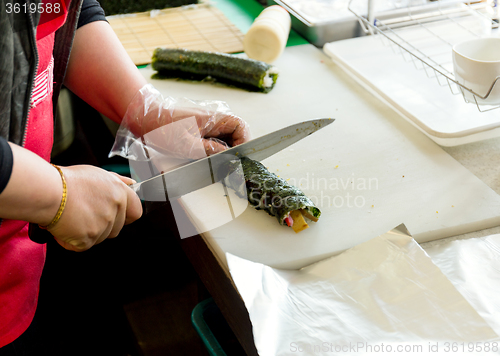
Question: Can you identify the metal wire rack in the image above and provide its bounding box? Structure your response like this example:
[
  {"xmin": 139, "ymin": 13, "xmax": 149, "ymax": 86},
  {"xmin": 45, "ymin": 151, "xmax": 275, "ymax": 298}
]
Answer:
[{"xmin": 348, "ymin": 0, "xmax": 500, "ymax": 112}]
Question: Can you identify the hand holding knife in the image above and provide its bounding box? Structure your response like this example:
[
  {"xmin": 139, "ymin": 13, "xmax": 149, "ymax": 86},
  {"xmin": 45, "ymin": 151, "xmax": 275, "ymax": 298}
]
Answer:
[{"xmin": 29, "ymin": 118, "xmax": 334, "ymax": 244}]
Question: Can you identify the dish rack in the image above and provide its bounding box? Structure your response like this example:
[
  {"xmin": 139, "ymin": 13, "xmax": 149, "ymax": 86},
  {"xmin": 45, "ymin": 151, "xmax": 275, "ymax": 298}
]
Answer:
[{"xmin": 348, "ymin": 0, "xmax": 500, "ymax": 112}]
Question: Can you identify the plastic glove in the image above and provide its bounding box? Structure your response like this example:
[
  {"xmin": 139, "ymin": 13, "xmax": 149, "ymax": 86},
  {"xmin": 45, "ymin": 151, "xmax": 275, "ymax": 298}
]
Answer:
[{"xmin": 110, "ymin": 84, "xmax": 251, "ymax": 162}]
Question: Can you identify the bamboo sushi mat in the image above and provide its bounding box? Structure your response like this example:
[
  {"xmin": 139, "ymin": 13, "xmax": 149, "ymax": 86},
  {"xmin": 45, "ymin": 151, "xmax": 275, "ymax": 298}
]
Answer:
[{"xmin": 108, "ymin": 3, "xmax": 245, "ymax": 66}]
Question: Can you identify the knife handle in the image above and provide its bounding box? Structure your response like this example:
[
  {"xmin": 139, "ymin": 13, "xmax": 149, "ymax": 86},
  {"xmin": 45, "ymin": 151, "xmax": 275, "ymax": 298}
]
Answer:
[{"xmin": 28, "ymin": 223, "xmax": 52, "ymax": 244}]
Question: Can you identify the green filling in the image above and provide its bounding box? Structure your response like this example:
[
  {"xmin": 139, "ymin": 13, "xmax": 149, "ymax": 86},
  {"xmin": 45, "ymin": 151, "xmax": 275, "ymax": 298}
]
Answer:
[
  {"xmin": 225, "ymin": 157, "xmax": 321, "ymax": 225},
  {"xmin": 151, "ymin": 48, "xmax": 278, "ymax": 93}
]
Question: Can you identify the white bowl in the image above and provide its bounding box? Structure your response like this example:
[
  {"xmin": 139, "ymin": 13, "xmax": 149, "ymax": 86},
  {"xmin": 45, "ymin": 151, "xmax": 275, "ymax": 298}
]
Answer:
[{"xmin": 452, "ymin": 37, "xmax": 500, "ymax": 105}]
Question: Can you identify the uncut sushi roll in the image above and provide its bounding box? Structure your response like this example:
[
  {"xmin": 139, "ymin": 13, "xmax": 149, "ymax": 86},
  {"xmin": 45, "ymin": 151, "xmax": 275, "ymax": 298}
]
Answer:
[
  {"xmin": 224, "ymin": 157, "xmax": 321, "ymax": 233},
  {"xmin": 151, "ymin": 48, "xmax": 279, "ymax": 93}
]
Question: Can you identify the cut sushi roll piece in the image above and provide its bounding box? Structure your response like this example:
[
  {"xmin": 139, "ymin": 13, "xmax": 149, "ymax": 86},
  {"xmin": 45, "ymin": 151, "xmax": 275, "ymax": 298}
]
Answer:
[
  {"xmin": 223, "ymin": 157, "xmax": 321, "ymax": 233},
  {"xmin": 151, "ymin": 48, "xmax": 279, "ymax": 93}
]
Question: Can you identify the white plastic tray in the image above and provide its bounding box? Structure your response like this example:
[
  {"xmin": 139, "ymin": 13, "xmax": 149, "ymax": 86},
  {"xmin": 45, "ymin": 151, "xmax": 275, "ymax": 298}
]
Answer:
[{"xmin": 324, "ymin": 24, "xmax": 500, "ymax": 146}]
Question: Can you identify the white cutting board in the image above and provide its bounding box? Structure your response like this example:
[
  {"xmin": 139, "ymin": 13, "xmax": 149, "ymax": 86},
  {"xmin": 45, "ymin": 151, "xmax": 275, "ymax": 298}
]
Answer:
[{"xmin": 139, "ymin": 44, "xmax": 500, "ymax": 269}]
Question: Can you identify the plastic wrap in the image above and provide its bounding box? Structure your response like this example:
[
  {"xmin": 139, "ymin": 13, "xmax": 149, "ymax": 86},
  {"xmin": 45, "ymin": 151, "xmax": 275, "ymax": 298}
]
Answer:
[
  {"xmin": 425, "ymin": 234, "xmax": 500, "ymax": 338},
  {"xmin": 227, "ymin": 224, "xmax": 498, "ymax": 356},
  {"xmin": 109, "ymin": 84, "xmax": 250, "ymax": 173},
  {"xmin": 109, "ymin": 84, "xmax": 250, "ymax": 238}
]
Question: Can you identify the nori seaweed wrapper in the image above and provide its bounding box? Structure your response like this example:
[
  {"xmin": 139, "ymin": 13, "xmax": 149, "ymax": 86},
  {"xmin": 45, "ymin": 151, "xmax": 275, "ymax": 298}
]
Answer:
[
  {"xmin": 151, "ymin": 48, "xmax": 279, "ymax": 93},
  {"xmin": 224, "ymin": 157, "xmax": 321, "ymax": 225}
]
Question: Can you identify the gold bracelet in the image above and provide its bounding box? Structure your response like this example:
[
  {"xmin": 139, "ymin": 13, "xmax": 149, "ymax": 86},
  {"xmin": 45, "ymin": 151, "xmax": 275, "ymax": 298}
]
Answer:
[{"xmin": 39, "ymin": 164, "xmax": 67, "ymax": 230}]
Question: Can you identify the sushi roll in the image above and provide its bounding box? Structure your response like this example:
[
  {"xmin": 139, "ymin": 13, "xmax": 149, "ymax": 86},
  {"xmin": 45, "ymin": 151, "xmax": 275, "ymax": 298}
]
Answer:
[
  {"xmin": 151, "ymin": 48, "xmax": 279, "ymax": 93},
  {"xmin": 224, "ymin": 157, "xmax": 321, "ymax": 233}
]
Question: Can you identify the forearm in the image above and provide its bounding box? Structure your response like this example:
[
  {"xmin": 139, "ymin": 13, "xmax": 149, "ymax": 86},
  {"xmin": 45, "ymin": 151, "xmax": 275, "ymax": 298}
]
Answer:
[
  {"xmin": 0, "ymin": 143, "xmax": 62, "ymax": 226},
  {"xmin": 0, "ymin": 142, "xmax": 142, "ymax": 251},
  {"xmin": 64, "ymin": 20, "xmax": 147, "ymax": 123}
]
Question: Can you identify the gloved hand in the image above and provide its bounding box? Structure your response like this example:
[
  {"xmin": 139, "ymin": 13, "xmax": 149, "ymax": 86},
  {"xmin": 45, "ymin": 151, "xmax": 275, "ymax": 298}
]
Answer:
[{"xmin": 110, "ymin": 84, "xmax": 251, "ymax": 162}]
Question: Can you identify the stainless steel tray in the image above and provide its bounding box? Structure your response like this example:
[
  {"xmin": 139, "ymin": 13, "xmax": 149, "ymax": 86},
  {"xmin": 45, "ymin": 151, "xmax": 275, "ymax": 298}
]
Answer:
[
  {"xmin": 268, "ymin": 0, "xmax": 367, "ymax": 46},
  {"xmin": 268, "ymin": 0, "xmax": 470, "ymax": 46}
]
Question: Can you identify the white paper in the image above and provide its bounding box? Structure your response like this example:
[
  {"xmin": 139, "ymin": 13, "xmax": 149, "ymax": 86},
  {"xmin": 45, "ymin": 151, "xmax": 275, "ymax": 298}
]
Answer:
[{"xmin": 227, "ymin": 226, "xmax": 498, "ymax": 356}]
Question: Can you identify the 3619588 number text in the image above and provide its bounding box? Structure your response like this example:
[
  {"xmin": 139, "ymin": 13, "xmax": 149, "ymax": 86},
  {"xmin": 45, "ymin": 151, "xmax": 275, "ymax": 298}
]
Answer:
[
  {"xmin": 5, "ymin": 2, "xmax": 61, "ymax": 14},
  {"xmin": 443, "ymin": 342, "xmax": 498, "ymax": 353}
]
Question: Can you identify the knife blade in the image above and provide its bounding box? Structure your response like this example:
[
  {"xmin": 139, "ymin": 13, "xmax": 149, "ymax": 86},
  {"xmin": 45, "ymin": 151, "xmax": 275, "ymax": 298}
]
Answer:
[{"xmin": 130, "ymin": 118, "xmax": 334, "ymax": 201}]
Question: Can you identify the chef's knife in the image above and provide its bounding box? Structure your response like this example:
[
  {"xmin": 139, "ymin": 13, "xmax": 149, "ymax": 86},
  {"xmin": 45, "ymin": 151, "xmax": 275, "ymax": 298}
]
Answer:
[
  {"xmin": 29, "ymin": 118, "xmax": 334, "ymax": 243},
  {"xmin": 130, "ymin": 118, "xmax": 334, "ymax": 200}
]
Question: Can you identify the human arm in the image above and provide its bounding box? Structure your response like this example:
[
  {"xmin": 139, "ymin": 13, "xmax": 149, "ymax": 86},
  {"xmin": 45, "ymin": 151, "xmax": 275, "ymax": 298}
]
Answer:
[
  {"xmin": 64, "ymin": 20, "xmax": 147, "ymax": 124},
  {"xmin": 64, "ymin": 20, "xmax": 250, "ymax": 151},
  {"xmin": 0, "ymin": 139, "xmax": 142, "ymax": 252},
  {"xmin": 0, "ymin": 138, "xmax": 66, "ymax": 227}
]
